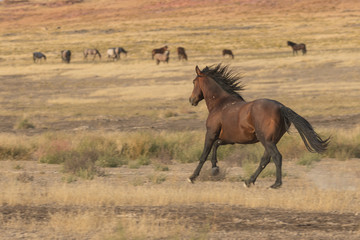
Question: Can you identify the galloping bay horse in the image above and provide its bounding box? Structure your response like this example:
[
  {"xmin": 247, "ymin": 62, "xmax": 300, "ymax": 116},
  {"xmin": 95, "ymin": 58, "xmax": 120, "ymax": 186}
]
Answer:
[
  {"xmin": 287, "ymin": 41, "xmax": 307, "ymax": 55},
  {"xmin": 188, "ymin": 64, "xmax": 329, "ymax": 188},
  {"xmin": 33, "ymin": 52, "xmax": 46, "ymax": 63},
  {"xmin": 84, "ymin": 49, "xmax": 101, "ymax": 60}
]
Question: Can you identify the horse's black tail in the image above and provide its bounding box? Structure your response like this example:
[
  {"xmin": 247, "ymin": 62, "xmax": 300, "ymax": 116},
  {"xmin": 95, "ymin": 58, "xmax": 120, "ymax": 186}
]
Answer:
[{"xmin": 281, "ymin": 106, "xmax": 329, "ymax": 153}]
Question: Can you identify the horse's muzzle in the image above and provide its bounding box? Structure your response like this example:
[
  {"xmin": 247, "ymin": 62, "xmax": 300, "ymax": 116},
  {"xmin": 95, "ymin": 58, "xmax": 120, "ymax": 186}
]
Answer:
[{"xmin": 189, "ymin": 97, "xmax": 198, "ymax": 106}]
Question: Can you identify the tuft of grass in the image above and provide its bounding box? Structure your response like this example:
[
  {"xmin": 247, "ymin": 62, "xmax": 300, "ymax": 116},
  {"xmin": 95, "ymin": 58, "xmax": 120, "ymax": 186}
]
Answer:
[
  {"xmin": 15, "ymin": 118, "xmax": 35, "ymax": 130},
  {"xmin": 147, "ymin": 174, "xmax": 167, "ymax": 184},
  {"xmin": 297, "ymin": 153, "xmax": 321, "ymax": 166},
  {"xmin": 324, "ymin": 130, "xmax": 360, "ymax": 160},
  {"xmin": 154, "ymin": 164, "xmax": 169, "ymax": 171},
  {"xmin": 16, "ymin": 172, "xmax": 34, "ymax": 183},
  {"xmin": 0, "ymin": 145, "xmax": 31, "ymax": 160},
  {"xmin": 13, "ymin": 164, "xmax": 22, "ymax": 170},
  {"xmin": 62, "ymin": 151, "xmax": 104, "ymax": 180}
]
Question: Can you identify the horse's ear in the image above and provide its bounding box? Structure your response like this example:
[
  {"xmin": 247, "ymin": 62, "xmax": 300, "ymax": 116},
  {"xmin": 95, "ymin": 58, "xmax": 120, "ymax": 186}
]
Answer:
[{"xmin": 195, "ymin": 66, "xmax": 202, "ymax": 76}]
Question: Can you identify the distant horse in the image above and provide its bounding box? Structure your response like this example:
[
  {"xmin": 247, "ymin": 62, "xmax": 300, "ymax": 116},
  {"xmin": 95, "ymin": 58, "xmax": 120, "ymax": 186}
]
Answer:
[
  {"xmin": 287, "ymin": 41, "xmax": 307, "ymax": 55},
  {"xmin": 84, "ymin": 49, "xmax": 101, "ymax": 60},
  {"xmin": 222, "ymin": 49, "xmax": 234, "ymax": 59},
  {"xmin": 154, "ymin": 50, "xmax": 170, "ymax": 65},
  {"xmin": 188, "ymin": 64, "xmax": 329, "ymax": 188},
  {"xmin": 61, "ymin": 50, "xmax": 71, "ymax": 63},
  {"xmin": 107, "ymin": 47, "xmax": 128, "ymax": 61},
  {"xmin": 33, "ymin": 52, "xmax": 46, "ymax": 63},
  {"xmin": 152, "ymin": 45, "xmax": 168, "ymax": 59},
  {"xmin": 177, "ymin": 47, "xmax": 188, "ymax": 61}
]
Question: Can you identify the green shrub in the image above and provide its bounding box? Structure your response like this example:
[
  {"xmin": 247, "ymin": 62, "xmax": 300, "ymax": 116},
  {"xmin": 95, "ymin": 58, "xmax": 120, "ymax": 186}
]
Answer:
[{"xmin": 63, "ymin": 150, "xmax": 104, "ymax": 180}]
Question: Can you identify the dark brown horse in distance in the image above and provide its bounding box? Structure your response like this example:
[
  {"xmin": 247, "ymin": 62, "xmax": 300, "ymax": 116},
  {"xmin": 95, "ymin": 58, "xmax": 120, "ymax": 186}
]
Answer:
[
  {"xmin": 154, "ymin": 50, "xmax": 170, "ymax": 65},
  {"xmin": 188, "ymin": 64, "xmax": 329, "ymax": 188},
  {"xmin": 33, "ymin": 52, "xmax": 46, "ymax": 63},
  {"xmin": 177, "ymin": 47, "xmax": 188, "ymax": 61},
  {"xmin": 152, "ymin": 45, "xmax": 168, "ymax": 59},
  {"xmin": 83, "ymin": 49, "xmax": 101, "ymax": 60},
  {"xmin": 287, "ymin": 41, "xmax": 307, "ymax": 55},
  {"xmin": 222, "ymin": 49, "xmax": 234, "ymax": 59},
  {"xmin": 61, "ymin": 50, "xmax": 71, "ymax": 63}
]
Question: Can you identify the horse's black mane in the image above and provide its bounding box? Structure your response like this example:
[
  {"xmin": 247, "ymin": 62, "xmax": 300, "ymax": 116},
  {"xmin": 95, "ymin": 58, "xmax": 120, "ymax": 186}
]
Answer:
[
  {"xmin": 202, "ymin": 64, "xmax": 245, "ymax": 100},
  {"xmin": 287, "ymin": 41, "xmax": 296, "ymax": 46}
]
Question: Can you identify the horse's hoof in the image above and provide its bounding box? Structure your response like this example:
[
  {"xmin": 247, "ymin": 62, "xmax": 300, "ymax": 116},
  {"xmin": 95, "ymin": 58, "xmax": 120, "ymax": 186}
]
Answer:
[
  {"xmin": 270, "ymin": 182, "xmax": 282, "ymax": 189},
  {"xmin": 211, "ymin": 166, "xmax": 220, "ymax": 176},
  {"xmin": 244, "ymin": 180, "xmax": 253, "ymax": 188},
  {"xmin": 187, "ymin": 178, "xmax": 195, "ymax": 184}
]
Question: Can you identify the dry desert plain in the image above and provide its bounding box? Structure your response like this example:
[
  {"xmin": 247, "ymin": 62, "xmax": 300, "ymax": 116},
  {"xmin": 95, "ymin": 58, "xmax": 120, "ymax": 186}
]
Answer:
[{"xmin": 0, "ymin": 0, "xmax": 360, "ymax": 239}]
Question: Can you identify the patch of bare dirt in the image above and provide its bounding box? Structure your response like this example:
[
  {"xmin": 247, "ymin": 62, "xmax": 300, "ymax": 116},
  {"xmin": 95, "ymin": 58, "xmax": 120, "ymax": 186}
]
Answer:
[{"xmin": 1, "ymin": 204, "xmax": 359, "ymax": 239}]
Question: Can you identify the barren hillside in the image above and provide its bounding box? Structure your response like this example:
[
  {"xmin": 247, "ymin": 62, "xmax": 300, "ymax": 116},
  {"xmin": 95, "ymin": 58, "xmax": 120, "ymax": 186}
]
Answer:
[{"xmin": 1, "ymin": 0, "xmax": 360, "ymax": 31}]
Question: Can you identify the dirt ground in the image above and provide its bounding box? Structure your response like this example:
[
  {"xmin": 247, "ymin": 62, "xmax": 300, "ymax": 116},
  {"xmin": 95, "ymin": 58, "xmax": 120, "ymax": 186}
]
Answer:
[
  {"xmin": 0, "ymin": 158, "xmax": 360, "ymax": 239},
  {"xmin": 1, "ymin": 204, "xmax": 360, "ymax": 239}
]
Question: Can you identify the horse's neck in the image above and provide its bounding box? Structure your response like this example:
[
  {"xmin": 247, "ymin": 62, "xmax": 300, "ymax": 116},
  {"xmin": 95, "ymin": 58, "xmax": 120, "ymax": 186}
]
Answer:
[{"xmin": 202, "ymin": 78, "xmax": 234, "ymax": 112}]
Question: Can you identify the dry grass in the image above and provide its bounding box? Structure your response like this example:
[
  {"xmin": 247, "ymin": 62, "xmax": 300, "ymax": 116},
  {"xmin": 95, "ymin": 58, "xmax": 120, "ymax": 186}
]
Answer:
[{"xmin": 0, "ymin": 179, "xmax": 359, "ymax": 213}]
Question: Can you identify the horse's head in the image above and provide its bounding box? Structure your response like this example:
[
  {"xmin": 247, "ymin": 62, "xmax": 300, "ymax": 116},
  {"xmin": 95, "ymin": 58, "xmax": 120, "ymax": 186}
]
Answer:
[{"xmin": 189, "ymin": 66, "xmax": 205, "ymax": 106}]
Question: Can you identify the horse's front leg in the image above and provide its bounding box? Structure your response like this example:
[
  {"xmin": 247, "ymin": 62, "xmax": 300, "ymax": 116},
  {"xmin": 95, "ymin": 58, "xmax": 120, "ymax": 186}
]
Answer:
[{"xmin": 188, "ymin": 132, "xmax": 217, "ymax": 183}]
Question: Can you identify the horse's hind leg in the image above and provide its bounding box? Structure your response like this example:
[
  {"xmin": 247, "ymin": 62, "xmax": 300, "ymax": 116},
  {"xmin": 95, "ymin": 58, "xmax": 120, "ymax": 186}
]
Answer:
[
  {"xmin": 210, "ymin": 140, "xmax": 222, "ymax": 176},
  {"xmin": 266, "ymin": 143, "xmax": 282, "ymax": 189},
  {"xmin": 244, "ymin": 150, "xmax": 270, "ymax": 187}
]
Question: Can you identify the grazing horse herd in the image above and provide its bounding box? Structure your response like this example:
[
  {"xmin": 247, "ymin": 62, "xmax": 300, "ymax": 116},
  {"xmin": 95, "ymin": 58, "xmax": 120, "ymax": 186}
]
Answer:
[{"xmin": 32, "ymin": 40, "xmax": 306, "ymax": 64}]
